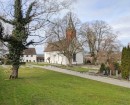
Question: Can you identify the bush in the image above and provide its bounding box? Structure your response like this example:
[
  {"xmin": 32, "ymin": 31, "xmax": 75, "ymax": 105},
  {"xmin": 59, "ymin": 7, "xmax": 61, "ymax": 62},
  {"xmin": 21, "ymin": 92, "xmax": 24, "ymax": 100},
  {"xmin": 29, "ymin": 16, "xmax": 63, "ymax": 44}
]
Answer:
[
  {"xmin": 106, "ymin": 66, "xmax": 110, "ymax": 75},
  {"xmin": 4, "ymin": 59, "xmax": 12, "ymax": 65},
  {"xmin": 20, "ymin": 62, "xmax": 26, "ymax": 65},
  {"xmin": 100, "ymin": 63, "xmax": 106, "ymax": 73},
  {"xmin": 114, "ymin": 62, "xmax": 120, "ymax": 70}
]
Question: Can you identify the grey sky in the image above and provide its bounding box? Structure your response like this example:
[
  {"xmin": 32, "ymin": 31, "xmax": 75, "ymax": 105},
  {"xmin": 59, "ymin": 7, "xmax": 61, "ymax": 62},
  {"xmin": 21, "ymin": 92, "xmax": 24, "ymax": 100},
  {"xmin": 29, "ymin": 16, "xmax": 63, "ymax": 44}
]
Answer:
[{"xmin": 1, "ymin": 0, "xmax": 130, "ymax": 54}]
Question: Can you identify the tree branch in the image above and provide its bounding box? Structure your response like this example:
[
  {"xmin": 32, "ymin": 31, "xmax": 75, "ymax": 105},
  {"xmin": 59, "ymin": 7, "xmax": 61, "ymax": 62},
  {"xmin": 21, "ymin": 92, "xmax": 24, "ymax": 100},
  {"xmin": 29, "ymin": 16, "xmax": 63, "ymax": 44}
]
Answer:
[
  {"xmin": 25, "ymin": 1, "xmax": 36, "ymax": 24},
  {"xmin": 0, "ymin": 16, "xmax": 14, "ymax": 25}
]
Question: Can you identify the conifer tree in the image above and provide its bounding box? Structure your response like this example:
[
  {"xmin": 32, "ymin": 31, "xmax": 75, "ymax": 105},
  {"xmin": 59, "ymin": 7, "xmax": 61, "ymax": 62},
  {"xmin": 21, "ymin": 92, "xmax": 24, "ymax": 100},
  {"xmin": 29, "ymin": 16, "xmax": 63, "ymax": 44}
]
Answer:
[{"xmin": 121, "ymin": 46, "xmax": 130, "ymax": 79}]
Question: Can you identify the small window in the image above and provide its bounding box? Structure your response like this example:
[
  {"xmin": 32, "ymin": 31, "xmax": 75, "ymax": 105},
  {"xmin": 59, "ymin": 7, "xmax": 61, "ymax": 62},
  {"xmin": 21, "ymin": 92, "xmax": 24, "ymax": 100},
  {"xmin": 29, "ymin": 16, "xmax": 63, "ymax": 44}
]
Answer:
[
  {"xmin": 26, "ymin": 55, "xmax": 28, "ymax": 57},
  {"xmin": 73, "ymin": 53, "xmax": 76, "ymax": 62},
  {"xmin": 31, "ymin": 55, "xmax": 33, "ymax": 57},
  {"xmin": 33, "ymin": 60, "xmax": 35, "ymax": 62},
  {"xmin": 26, "ymin": 60, "xmax": 28, "ymax": 62}
]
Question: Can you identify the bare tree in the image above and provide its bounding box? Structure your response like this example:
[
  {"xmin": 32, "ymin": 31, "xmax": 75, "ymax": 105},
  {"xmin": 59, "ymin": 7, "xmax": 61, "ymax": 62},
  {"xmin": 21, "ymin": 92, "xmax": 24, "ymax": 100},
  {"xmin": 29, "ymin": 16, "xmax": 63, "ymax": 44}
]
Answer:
[
  {"xmin": 45, "ymin": 13, "xmax": 83, "ymax": 66},
  {"xmin": 80, "ymin": 23, "xmax": 96, "ymax": 55},
  {"xmin": 80, "ymin": 20, "xmax": 121, "ymax": 64},
  {"xmin": 0, "ymin": 0, "xmax": 73, "ymax": 79},
  {"xmin": 98, "ymin": 34, "xmax": 122, "ymax": 64},
  {"xmin": 92, "ymin": 20, "xmax": 112, "ymax": 52}
]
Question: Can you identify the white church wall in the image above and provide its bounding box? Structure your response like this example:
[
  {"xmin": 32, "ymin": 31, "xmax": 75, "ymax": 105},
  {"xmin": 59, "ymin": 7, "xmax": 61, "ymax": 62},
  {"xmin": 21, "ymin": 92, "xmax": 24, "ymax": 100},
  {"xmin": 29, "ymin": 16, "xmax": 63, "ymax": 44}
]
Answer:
[
  {"xmin": 72, "ymin": 52, "xmax": 84, "ymax": 64},
  {"xmin": 44, "ymin": 51, "xmax": 68, "ymax": 65},
  {"xmin": 44, "ymin": 51, "xmax": 83, "ymax": 65}
]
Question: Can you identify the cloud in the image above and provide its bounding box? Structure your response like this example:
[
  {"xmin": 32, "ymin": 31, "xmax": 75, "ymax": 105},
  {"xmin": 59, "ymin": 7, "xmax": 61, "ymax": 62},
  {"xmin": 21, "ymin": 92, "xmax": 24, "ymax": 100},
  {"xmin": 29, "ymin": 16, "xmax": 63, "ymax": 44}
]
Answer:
[
  {"xmin": 72, "ymin": 0, "xmax": 130, "ymax": 46},
  {"xmin": 72, "ymin": 0, "xmax": 130, "ymax": 22},
  {"xmin": 110, "ymin": 15, "xmax": 130, "ymax": 45}
]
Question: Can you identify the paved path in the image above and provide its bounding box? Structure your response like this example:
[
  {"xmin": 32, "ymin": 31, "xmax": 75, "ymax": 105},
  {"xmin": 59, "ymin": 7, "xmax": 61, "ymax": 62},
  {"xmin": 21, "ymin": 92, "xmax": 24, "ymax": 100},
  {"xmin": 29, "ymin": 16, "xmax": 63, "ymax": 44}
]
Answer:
[{"xmin": 32, "ymin": 65, "xmax": 130, "ymax": 88}]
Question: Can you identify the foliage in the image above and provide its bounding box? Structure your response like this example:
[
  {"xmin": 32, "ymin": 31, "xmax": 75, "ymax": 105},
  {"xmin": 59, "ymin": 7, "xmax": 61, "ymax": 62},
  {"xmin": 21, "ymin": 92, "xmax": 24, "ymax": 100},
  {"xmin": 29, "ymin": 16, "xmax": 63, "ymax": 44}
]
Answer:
[
  {"xmin": 121, "ymin": 46, "xmax": 130, "ymax": 79},
  {"xmin": 100, "ymin": 63, "xmax": 106, "ymax": 73},
  {"xmin": 113, "ymin": 62, "xmax": 121, "ymax": 74},
  {"xmin": 114, "ymin": 62, "xmax": 120, "ymax": 70},
  {"xmin": 105, "ymin": 66, "xmax": 110, "ymax": 75},
  {"xmin": 20, "ymin": 62, "xmax": 26, "ymax": 65},
  {"xmin": 4, "ymin": 59, "xmax": 12, "ymax": 65}
]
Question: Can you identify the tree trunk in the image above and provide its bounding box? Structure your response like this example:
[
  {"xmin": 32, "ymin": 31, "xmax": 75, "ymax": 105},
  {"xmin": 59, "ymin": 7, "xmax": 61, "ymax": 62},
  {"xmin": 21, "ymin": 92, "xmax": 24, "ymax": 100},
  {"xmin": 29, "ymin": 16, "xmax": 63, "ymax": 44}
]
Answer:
[
  {"xmin": 68, "ymin": 58, "xmax": 72, "ymax": 66},
  {"xmin": 9, "ymin": 65, "xmax": 19, "ymax": 79}
]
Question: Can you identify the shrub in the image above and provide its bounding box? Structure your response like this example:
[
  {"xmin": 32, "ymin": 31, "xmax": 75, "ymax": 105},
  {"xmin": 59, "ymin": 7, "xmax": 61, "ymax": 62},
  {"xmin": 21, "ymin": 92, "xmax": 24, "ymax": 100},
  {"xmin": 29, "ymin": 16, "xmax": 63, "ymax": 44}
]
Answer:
[
  {"xmin": 20, "ymin": 62, "xmax": 26, "ymax": 65},
  {"xmin": 100, "ymin": 63, "xmax": 106, "ymax": 73},
  {"xmin": 114, "ymin": 62, "xmax": 120, "ymax": 70},
  {"xmin": 4, "ymin": 59, "xmax": 12, "ymax": 65},
  {"xmin": 106, "ymin": 66, "xmax": 110, "ymax": 75}
]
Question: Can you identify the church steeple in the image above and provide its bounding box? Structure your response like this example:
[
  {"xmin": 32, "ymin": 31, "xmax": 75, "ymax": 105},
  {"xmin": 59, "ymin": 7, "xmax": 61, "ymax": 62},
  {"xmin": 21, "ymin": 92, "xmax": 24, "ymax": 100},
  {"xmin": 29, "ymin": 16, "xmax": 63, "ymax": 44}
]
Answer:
[
  {"xmin": 67, "ymin": 13, "xmax": 75, "ymax": 29},
  {"xmin": 66, "ymin": 13, "xmax": 76, "ymax": 42}
]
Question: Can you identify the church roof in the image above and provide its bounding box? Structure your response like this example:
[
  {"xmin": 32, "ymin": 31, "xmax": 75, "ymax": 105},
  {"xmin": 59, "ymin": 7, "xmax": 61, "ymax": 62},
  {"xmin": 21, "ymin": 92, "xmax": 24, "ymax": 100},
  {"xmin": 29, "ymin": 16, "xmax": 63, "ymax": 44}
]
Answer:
[
  {"xmin": 23, "ymin": 48, "xmax": 36, "ymax": 55},
  {"xmin": 44, "ymin": 39, "xmax": 67, "ymax": 52},
  {"xmin": 44, "ymin": 38, "xmax": 83, "ymax": 52}
]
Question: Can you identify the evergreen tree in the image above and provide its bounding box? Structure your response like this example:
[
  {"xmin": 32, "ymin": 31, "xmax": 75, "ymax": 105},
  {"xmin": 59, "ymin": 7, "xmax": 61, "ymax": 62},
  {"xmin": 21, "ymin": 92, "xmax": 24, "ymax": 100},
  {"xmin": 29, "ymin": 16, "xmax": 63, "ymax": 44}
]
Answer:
[{"xmin": 121, "ymin": 46, "xmax": 130, "ymax": 79}]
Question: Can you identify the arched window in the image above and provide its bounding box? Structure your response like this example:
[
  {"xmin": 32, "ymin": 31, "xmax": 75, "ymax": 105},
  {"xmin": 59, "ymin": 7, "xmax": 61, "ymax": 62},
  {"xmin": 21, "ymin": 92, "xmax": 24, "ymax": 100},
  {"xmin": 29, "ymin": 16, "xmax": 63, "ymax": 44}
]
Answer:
[{"xmin": 73, "ymin": 53, "xmax": 76, "ymax": 62}]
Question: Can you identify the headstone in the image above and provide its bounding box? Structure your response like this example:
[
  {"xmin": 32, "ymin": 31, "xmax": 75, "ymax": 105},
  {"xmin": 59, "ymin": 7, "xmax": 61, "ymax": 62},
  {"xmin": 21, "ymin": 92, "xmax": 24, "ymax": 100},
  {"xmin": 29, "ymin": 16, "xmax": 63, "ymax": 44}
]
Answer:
[
  {"xmin": 129, "ymin": 75, "xmax": 130, "ymax": 81},
  {"xmin": 103, "ymin": 70, "xmax": 105, "ymax": 75},
  {"xmin": 116, "ymin": 70, "xmax": 118, "ymax": 77},
  {"xmin": 110, "ymin": 70, "xmax": 112, "ymax": 76}
]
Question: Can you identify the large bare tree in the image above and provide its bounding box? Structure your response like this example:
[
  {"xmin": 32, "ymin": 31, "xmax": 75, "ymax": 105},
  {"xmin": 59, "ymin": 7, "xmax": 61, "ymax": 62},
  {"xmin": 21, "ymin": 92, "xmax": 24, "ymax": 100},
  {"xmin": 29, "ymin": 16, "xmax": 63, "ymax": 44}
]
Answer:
[
  {"xmin": 98, "ymin": 34, "xmax": 122, "ymax": 63},
  {"xmin": 0, "ymin": 0, "xmax": 73, "ymax": 79},
  {"xmin": 80, "ymin": 20, "xmax": 121, "ymax": 64},
  {"xmin": 45, "ymin": 13, "xmax": 83, "ymax": 66},
  {"xmin": 80, "ymin": 23, "xmax": 96, "ymax": 55}
]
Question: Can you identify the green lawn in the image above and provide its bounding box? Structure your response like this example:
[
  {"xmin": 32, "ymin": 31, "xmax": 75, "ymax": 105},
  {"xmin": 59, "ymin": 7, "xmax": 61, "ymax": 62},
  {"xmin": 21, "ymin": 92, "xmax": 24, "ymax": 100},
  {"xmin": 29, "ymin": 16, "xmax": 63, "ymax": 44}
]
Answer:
[
  {"xmin": 0, "ymin": 66, "xmax": 130, "ymax": 105},
  {"xmin": 28, "ymin": 62, "xmax": 97, "ymax": 72},
  {"xmin": 27, "ymin": 62, "xmax": 50, "ymax": 66},
  {"xmin": 52, "ymin": 65, "xmax": 97, "ymax": 72}
]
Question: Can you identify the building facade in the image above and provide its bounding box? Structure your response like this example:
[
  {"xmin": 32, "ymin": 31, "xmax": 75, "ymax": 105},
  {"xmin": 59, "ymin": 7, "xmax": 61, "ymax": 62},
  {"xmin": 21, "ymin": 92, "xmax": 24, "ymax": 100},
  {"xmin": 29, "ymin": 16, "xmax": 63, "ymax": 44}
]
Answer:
[{"xmin": 22, "ymin": 48, "xmax": 37, "ymax": 62}]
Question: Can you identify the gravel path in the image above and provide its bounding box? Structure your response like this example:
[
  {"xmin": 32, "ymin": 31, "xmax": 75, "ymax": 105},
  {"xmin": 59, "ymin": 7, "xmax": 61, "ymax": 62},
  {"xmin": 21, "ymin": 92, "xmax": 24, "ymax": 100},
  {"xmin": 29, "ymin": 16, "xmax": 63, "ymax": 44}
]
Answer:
[{"xmin": 32, "ymin": 65, "xmax": 130, "ymax": 88}]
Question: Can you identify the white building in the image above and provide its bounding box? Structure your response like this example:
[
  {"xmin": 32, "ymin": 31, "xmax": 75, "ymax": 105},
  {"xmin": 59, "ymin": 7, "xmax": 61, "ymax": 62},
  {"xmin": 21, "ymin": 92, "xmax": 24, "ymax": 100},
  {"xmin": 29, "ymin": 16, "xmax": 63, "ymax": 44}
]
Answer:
[
  {"xmin": 44, "ymin": 51, "xmax": 83, "ymax": 65},
  {"xmin": 44, "ymin": 15, "xmax": 84, "ymax": 65},
  {"xmin": 22, "ymin": 48, "xmax": 37, "ymax": 62}
]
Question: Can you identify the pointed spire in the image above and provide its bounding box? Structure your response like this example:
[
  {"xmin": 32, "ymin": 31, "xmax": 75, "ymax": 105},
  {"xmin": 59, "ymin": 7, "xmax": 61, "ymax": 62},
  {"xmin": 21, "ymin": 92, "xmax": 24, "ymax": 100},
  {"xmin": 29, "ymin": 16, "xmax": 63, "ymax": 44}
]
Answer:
[
  {"xmin": 66, "ymin": 12, "xmax": 76, "ymax": 42},
  {"xmin": 67, "ymin": 12, "xmax": 75, "ymax": 29}
]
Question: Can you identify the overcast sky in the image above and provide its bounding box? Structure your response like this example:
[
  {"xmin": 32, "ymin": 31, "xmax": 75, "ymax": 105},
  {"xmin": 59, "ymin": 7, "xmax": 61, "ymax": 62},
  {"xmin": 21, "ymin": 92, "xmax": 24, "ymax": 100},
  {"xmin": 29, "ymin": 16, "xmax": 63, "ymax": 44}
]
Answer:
[
  {"xmin": 1, "ymin": 0, "xmax": 130, "ymax": 54},
  {"xmin": 36, "ymin": 0, "xmax": 130, "ymax": 54},
  {"xmin": 72, "ymin": 0, "xmax": 130, "ymax": 44}
]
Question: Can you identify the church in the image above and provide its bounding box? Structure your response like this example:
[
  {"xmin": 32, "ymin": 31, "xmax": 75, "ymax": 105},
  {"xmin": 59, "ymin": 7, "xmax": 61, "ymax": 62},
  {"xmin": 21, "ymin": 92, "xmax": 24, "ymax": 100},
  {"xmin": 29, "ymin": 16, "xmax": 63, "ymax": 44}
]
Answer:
[{"xmin": 44, "ymin": 15, "xmax": 84, "ymax": 65}]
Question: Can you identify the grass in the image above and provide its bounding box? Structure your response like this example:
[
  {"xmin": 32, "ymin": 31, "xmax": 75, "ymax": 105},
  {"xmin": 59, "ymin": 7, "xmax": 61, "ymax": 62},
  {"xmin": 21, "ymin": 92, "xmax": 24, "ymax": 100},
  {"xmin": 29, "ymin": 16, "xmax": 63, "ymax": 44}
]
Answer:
[
  {"xmin": 0, "ymin": 65, "xmax": 130, "ymax": 105},
  {"xmin": 26, "ymin": 62, "xmax": 50, "ymax": 66},
  {"xmin": 27, "ymin": 62, "xmax": 97, "ymax": 72},
  {"xmin": 51, "ymin": 65, "xmax": 97, "ymax": 72}
]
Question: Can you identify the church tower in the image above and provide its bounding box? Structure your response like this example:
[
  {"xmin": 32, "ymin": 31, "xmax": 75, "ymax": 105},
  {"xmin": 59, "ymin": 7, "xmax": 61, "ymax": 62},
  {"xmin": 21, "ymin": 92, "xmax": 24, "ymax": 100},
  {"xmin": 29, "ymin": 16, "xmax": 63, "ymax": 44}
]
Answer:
[{"xmin": 66, "ymin": 13, "xmax": 76, "ymax": 42}]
